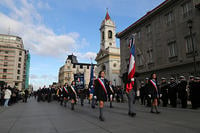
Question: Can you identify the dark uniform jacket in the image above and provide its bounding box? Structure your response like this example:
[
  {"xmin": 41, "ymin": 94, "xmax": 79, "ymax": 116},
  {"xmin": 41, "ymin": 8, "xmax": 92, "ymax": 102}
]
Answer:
[
  {"xmin": 94, "ymin": 78, "xmax": 109, "ymax": 101},
  {"xmin": 148, "ymin": 79, "xmax": 160, "ymax": 99},
  {"xmin": 68, "ymin": 85, "xmax": 77, "ymax": 100}
]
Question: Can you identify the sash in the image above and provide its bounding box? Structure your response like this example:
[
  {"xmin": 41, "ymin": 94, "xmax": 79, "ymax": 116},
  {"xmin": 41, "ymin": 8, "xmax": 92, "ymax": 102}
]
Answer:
[
  {"xmin": 109, "ymin": 86, "xmax": 114, "ymax": 93},
  {"xmin": 97, "ymin": 78, "xmax": 107, "ymax": 95},
  {"xmin": 150, "ymin": 80, "xmax": 158, "ymax": 91},
  {"xmin": 63, "ymin": 87, "xmax": 69, "ymax": 94},
  {"xmin": 71, "ymin": 86, "xmax": 77, "ymax": 96}
]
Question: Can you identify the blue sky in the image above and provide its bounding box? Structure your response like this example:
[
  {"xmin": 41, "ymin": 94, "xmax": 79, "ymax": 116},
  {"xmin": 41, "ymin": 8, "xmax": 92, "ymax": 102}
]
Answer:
[{"xmin": 0, "ymin": 0, "xmax": 164, "ymax": 90}]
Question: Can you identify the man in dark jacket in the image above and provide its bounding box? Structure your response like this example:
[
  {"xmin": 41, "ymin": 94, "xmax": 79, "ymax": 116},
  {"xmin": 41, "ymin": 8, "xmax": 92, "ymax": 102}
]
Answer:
[
  {"xmin": 160, "ymin": 78, "xmax": 169, "ymax": 107},
  {"xmin": 177, "ymin": 76, "xmax": 188, "ymax": 108}
]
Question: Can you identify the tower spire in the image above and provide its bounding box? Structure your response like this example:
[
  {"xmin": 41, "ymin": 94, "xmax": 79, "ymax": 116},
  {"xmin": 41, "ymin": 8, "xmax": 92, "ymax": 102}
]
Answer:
[{"xmin": 105, "ymin": 8, "xmax": 111, "ymax": 20}]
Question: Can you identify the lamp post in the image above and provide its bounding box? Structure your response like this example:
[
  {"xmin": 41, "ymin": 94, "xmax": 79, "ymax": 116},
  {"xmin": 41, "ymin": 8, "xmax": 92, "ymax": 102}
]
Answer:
[
  {"xmin": 187, "ymin": 19, "xmax": 197, "ymax": 76},
  {"xmin": 113, "ymin": 79, "xmax": 116, "ymax": 87}
]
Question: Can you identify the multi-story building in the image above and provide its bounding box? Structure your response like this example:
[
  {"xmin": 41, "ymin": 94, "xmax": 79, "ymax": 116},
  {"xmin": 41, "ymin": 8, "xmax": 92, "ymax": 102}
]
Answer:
[
  {"xmin": 95, "ymin": 11, "xmax": 121, "ymax": 86},
  {"xmin": 0, "ymin": 34, "xmax": 30, "ymax": 90},
  {"xmin": 117, "ymin": 0, "xmax": 200, "ymax": 85},
  {"xmin": 58, "ymin": 54, "xmax": 97, "ymax": 87}
]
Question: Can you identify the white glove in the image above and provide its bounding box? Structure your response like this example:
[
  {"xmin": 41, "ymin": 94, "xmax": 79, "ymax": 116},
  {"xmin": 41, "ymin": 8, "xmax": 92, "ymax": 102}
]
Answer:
[
  {"xmin": 160, "ymin": 94, "xmax": 162, "ymax": 97},
  {"xmin": 148, "ymin": 94, "xmax": 151, "ymax": 98},
  {"xmin": 94, "ymin": 96, "xmax": 97, "ymax": 99}
]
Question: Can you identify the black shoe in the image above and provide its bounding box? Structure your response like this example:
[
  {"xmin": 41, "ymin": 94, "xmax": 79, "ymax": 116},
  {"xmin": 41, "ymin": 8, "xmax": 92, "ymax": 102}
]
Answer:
[
  {"xmin": 128, "ymin": 112, "xmax": 131, "ymax": 116},
  {"xmin": 99, "ymin": 116, "xmax": 104, "ymax": 121},
  {"xmin": 131, "ymin": 113, "xmax": 136, "ymax": 117},
  {"xmin": 150, "ymin": 111, "xmax": 155, "ymax": 113},
  {"xmin": 156, "ymin": 111, "xmax": 160, "ymax": 114}
]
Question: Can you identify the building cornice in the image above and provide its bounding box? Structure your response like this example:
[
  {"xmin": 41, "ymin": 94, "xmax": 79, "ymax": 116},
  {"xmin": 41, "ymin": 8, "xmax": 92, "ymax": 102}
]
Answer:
[{"xmin": 116, "ymin": 0, "xmax": 178, "ymax": 38}]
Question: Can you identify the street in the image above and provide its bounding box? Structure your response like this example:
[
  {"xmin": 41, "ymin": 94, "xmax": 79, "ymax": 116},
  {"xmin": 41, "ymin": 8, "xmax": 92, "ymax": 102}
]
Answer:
[{"xmin": 0, "ymin": 98, "xmax": 200, "ymax": 133}]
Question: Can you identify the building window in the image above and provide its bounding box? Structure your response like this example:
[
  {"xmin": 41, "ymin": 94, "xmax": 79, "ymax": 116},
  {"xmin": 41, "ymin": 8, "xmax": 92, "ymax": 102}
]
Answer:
[
  {"xmin": 80, "ymin": 65, "xmax": 83, "ymax": 69},
  {"xmin": 113, "ymin": 63, "xmax": 117, "ymax": 67},
  {"xmin": 137, "ymin": 31, "xmax": 141, "ymax": 40},
  {"xmin": 165, "ymin": 11, "xmax": 174, "ymax": 25},
  {"xmin": 19, "ymin": 51, "xmax": 22, "ymax": 56},
  {"xmin": 4, "ymin": 56, "xmax": 8, "ymax": 60},
  {"xmin": 102, "ymin": 31, "xmax": 105, "ymax": 40},
  {"xmin": 185, "ymin": 36, "xmax": 193, "ymax": 54},
  {"xmin": 137, "ymin": 54, "xmax": 143, "ymax": 66},
  {"xmin": 168, "ymin": 41, "xmax": 177, "ymax": 57},
  {"xmin": 5, "ymin": 51, "xmax": 9, "ymax": 54},
  {"xmin": 3, "ymin": 69, "xmax": 7, "ymax": 73},
  {"xmin": 146, "ymin": 25, "xmax": 151, "ymax": 37},
  {"xmin": 19, "ymin": 57, "xmax": 21, "ymax": 62},
  {"xmin": 182, "ymin": 2, "xmax": 192, "ymax": 17},
  {"xmin": 18, "ymin": 63, "xmax": 21, "ymax": 68},
  {"xmin": 17, "ymin": 70, "xmax": 20, "ymax": 74},
  {"xmin": 3, "ymin": 75, "xmax": 6, "ymax": 79},
  {"xmin": 17, "ymin": 76, "xmax": 20, "ymax": 80},
  {"xmin": 4, "ymin": 62, "xmax": 8, "ymax": 67},
  {"xmin": 15, "ymin": 83, "xmax": 18, "ymax": 86},
  {"xmin": 108, "ymin": 30, "xmax": 112, "ymax": 39},
  {"xmin": 147, "ymin": 49, "xmax": 153, "ymax": 63}
]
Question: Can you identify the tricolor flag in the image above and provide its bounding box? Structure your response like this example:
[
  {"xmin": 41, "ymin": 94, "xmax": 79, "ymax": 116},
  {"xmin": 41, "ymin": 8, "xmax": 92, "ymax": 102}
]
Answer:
[{"xmin": 128, "ymin": 36, "xmax": 136, "ymax": 84}]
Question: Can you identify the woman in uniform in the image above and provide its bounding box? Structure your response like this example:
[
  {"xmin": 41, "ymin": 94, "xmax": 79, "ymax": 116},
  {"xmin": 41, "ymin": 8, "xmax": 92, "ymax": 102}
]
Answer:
[
  {"xmin": 148, "ymin": 73, "xmax": 160, "ymax": 114},
  {"xmin": 68, "ymin": 81, "xmax": 77, "ymax": 110},
  {"xmin": 94, "ymin": 71, "xmax": 109, "ymax": 121}
]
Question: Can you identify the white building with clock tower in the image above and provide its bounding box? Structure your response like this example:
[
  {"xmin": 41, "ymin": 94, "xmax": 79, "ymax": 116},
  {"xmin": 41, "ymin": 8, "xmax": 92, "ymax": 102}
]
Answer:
[{"xmin": 95, "ymin": 11, "xmax": 121, "ymax": 86}]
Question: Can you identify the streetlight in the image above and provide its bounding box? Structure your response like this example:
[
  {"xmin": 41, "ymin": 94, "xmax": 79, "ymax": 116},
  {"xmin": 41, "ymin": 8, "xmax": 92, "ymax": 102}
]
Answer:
[
  {"xmin": 187, "ymin": 19, "xmax": 197, "ymax": 76},
  {"xmin": 113, "ymin": 79, "xmax": 116, "ymax": 87}
]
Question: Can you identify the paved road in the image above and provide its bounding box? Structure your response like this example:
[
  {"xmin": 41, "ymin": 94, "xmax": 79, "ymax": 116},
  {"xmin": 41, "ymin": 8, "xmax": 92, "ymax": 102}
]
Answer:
[{"xmin": 0, "ymin": 98, "xmax": 200, "ymax": 133}]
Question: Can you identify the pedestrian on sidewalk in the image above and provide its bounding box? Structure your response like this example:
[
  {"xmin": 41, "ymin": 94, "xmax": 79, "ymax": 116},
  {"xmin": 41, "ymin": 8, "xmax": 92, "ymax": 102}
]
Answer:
[
  {"xmin": 94, "ymin": 71, "xmax": 109, "ymax": 121},
  {"xmin": 4, "ymin": 86, "xmax": 12, "ymax": 107}
]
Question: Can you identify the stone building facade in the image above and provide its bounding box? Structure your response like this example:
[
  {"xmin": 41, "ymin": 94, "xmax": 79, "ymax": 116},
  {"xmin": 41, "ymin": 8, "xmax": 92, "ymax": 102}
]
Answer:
[
  {"xmin": 117, "ymin": 0, "xmax": 200, "ymax": 84},
  {"xmin": 58, "ymin": 54, "xmax": 97, "ymax": 87},
  {"xmin": 0, "ymin": 34, "xmax": 29, "ymax": 90}
]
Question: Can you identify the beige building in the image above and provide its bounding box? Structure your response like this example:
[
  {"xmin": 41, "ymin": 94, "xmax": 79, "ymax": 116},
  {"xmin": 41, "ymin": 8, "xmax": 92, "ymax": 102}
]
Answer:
[
  {"xmin": 58, "ymin": 54, "xmax": 97, "ymax": 87},
  {"xmin": 95, "ymin": 11, "xmax": 121, "ymax": 86},
  {"xmin": 117, "ymin": 0, "xmax": 200, "ymax": 85},
  {"xmin": 0, "ymin": 34, "xmax": 29, "ymax": 90}
]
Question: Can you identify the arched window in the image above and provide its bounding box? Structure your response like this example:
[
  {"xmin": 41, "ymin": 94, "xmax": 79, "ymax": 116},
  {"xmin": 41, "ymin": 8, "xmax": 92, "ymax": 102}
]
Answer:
[
  {"xmin": 102, "ymin": 31, "xmax": 105, "ymax": 40},
  {"xmin": 108, "ymin": 30, "xmax": 112, "ymax": 39}
]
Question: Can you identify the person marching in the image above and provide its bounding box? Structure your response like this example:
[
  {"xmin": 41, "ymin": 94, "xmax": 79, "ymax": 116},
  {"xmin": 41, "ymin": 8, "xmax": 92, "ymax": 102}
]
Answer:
[
  {"xmin": 89, "ymin": 76, "xmax": 96, "ymax": 108},
  {"xmin": 94, "ymin": 70, "xmax": 109, "ymax": 121},
  {"xmin": 108, "ymin": 81, "xmax": 115, "ymax": 108},
  {"xmin": 68, "ymin": 81, "xmax": 77, "ymax": 110},
  {"xmin": 63, "ymin": 83, "xmax": 69, "ymax": 107},
  {"xmin": 148, "ymin": 73, "xmax": 160, "ymax": 114},
  {"xmin": 58, "ymin": 86, "xmax": 64, "ymax": 106},
  {"xmin": 126, "ymin": 79, "xmax": 137, "ymax": 117}
]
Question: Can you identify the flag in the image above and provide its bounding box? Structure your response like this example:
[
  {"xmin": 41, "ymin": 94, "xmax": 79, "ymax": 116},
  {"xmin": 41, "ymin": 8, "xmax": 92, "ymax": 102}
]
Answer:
[
  {"xmin": 90, "ymin": 63, "xmax": 94, "ymax": 85},
  {"xmin": 128, "ymin": 36, "xmax": 136, "ymax": 84}
]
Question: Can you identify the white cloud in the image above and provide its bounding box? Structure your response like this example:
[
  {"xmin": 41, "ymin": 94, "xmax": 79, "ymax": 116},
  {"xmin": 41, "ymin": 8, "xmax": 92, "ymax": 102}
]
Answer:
[
  {"xmin": 0, "ymin": 0, "xmax": 92, "ymax": 58},
  {"xmin": 75, "ymin": 52, "xmax": 97, "ymax": 62},
  {"xmin": 37, "ymin": 1, "xmax": 51, "ymax": 10}
]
